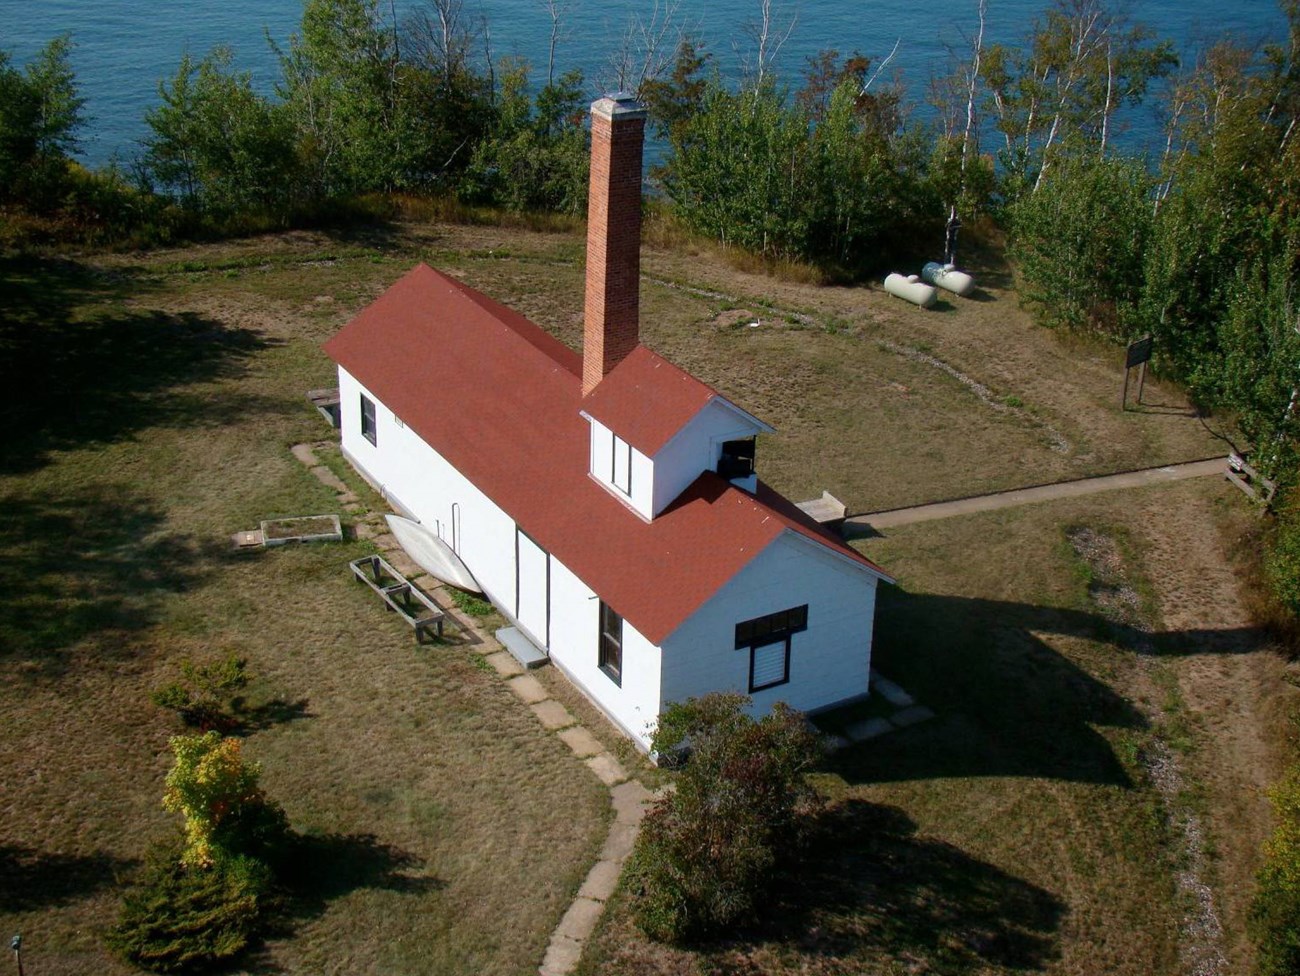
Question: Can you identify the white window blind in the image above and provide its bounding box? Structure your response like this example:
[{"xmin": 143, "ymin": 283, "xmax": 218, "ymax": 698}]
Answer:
[{"xmin": 751, "ymin": 641, "xmax": 788, "ymax": 690}]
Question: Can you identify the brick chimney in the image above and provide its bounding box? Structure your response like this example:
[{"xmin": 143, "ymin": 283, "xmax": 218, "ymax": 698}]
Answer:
[{"xmin": 582, "ymin": 94, "xmax": 646, "ymax": 396}]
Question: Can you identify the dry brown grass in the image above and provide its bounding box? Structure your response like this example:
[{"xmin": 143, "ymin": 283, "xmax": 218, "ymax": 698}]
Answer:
[
  {"xmin": 0, "ymin": 218, "xmax": 1281, "ymax": 976},
  {"xmin": 0, "ymin": 241, "xmax": 608, "ymax": 975}
]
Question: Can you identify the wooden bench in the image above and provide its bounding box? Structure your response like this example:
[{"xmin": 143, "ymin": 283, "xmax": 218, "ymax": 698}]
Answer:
[{"xmin": 350, "ymin": 554, "xmax": 445, "ymax": 643}]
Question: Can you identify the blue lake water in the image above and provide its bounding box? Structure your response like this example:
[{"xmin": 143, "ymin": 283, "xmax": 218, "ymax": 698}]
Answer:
[{"xmin": 0, "ymin": 0, "xmax": 1289, "ymax": 167}]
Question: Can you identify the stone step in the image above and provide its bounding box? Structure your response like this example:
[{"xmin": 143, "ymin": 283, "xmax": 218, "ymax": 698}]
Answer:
[{"xmin": 495, "ymin": 626, "xmax": 549, "ymax": 669}]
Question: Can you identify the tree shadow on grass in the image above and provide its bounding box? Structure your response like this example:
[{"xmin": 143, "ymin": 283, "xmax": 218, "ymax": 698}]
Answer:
[
  {"xmin": 0, "ymin": 254, "xmax": 282, "ymax": 474},
  {"xmin": 699, "ymin": 802, "xmax": 1062, "ymax": 975},
  {"xmin": 0, "ymin": 844, "xmax": 137, "ymax": 911},
  {"xmin": 281, "ymin": 832, "xmax": 444, "ymax": 923},
  {"xmin": 0, "ymin": 486, "xmax": 214, "ymax": 677},
  {"xmin": 833, "ymin": 585, "xmax": 1269, "ymax": 788}
]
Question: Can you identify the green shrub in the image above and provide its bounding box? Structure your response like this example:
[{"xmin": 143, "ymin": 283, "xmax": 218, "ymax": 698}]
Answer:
[
  {"xmin": 150, "ymin": 654, "xmax": 250, "ymax": 731},
  {"xmin": 106, "ymin": 848, "xmax": 271, "ymax": 973},
  {"xmin": 627, "ymin": 693, "xmax": 822, "ymax": 943},
  {"xmin": 449, "ymin": 587, "xmax": 493, "ymax": 617},
  {"xmin": 1266, "ymin": 506, "xmax": 1300, "ymax": 618},
  {"xmin": 1251, "ymin": 766, "xmax": 1300, "ymax": 974}
]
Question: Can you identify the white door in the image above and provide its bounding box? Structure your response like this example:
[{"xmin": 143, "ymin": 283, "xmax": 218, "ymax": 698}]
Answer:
[{"xmin": 515, "ymin": 528, "xmax": 549, "ymax": 648}]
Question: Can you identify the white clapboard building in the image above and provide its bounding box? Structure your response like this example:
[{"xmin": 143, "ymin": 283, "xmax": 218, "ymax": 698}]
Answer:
[{"xmin": 324, "ymin": 94, "xmax": 892, "ymax": 749}]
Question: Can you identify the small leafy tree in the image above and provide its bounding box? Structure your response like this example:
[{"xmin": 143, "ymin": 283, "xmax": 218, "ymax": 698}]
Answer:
[
  {"xmin": 163, "ymin": 732, "xmax": 285, "ymax": 869},
  {"xmin": 0, "ymin": 35, "xmax": 85, "ymax": 208},
  {"xmin": 109, "ymin": 733, "xmax": 289, "ymax": 972},
  {"xmin": 628, "ymin": 693, "xmax": 822, "ymax": 943}
]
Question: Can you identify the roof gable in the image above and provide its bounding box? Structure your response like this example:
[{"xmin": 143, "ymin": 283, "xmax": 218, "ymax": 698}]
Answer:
[{"xmin": 581, "ymin": 345, "xmax": 724, "ymax": 456}]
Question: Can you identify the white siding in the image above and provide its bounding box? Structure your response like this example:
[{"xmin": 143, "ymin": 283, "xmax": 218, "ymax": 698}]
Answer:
[
  {"xmin": 516, "ymin": 530, "xmax": 549, "ymax": 648},
  {"xmin": 547, "ymin": 557, "xmax": 662, "ymax": 748},
  {"xmin": 651, "ymin": 400, "xmax": 766, "ymax": 516},
  {"xmin": 339, "ymin": 366, "xmax": 662, "ymax": 749},
  {"xmin": 660, "ymin": 531, "xmax": 879, "ymax": 719},
  {"xmin": 587, "ymin": 416, "xmax": 653, "ymax": 520}
]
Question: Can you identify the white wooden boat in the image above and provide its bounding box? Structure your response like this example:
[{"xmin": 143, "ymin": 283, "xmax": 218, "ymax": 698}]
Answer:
[{"xmin": 385, "ymin": 515, "xmax": 482, "ymax": 593}]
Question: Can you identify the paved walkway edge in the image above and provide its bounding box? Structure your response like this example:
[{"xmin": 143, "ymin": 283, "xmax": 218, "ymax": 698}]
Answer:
[{"xmin": 851, "ymin": 457, "xmax": 1227, "ymax": 530}]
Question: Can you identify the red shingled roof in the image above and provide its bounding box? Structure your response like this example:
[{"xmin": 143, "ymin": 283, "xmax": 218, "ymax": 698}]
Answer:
[
  {"xmin": 583, "ymin": 345, "xmax": 730, "ymax": 455},
  {"xmin": 323, "ymin": 263, "xmax": 888, "ymax": 645}
]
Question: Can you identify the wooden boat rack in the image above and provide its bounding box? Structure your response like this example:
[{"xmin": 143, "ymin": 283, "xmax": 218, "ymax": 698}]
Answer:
[{"xmin": 349, "ymin": 554, "xmax": 445, "ymax": 643}]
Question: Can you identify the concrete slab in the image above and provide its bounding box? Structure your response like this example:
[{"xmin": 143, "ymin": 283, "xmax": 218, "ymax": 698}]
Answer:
[
  {"xmin": 353, "ymin": 521, "xmax": 379, "ymax": 541},
  {"xmin": 388, "ymin": 551, "xmax": 423, "ymax": 579},
  {"xmin": 586, "ymin": 753, "xmax": 629, "ymax": 787},
  {"xmin": 531, "ymin": 699, "xmax": 576, "ymax": 730},
  {"xmin": 558, "ymin": 725, "xmax": 603, "ymax": 758},
  {"xmin": 484, "ymin": 651, "xmax": 524, "ymax": 677},
  {"xmin": 554, "ymin": 896, "xmax": 604, "ymax": 943},
  {"xmin": 506, "ymin": 674, "xmax": 549, "ymax": 705},
  {"xmin": 890, "ymin": 705, "xmax": 936, "ymax": 728},
  {"xmin": 290, "ymin": 443, "xmax": 319, "ymax": 467},
  {"xmin": 386, "ymin": 550, "xmax": 423, "ymax": 580},
  {"xmin": 539, "ymin": 935, "xmax": 583, "ymax": 976},
  {"xmin": 310, "ymin": 465, "xmax": 349, "ymax": 493},
  {"xmin": 845, "ymin": 717, "xmax": 894, "ymax": 742},
  {"xmin": 577, "ymin": 858, "xmax": 623, "ymax": 902},
  {"xmin": 870, "ymin": 670, "xmax": 915, "ymax": 708},
  {"xmin": 610, "ymin": 780, "xmax": 653, "ymax": 824},
  {"xmin": 337, "ymin": 490, "xmax": 359, "ymax": 505},
  {"xmin": 599, "ymin": 821, "xmax": 639, "ymax": 863},
  {"xmin": 372, "ymin": 532, "xmax": 399, "ymax": 551},
  {"xmin": 496, "ymin": 626, "xmax": 549, "ymax": 669}
]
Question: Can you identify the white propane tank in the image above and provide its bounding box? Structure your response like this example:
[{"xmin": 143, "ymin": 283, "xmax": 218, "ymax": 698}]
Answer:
[
  {"xmin": 883, "ymin": 272, "xmax": 938, "ymax": 308},
  {"xmin": 921, "ymin": 261, "xmax": 975, "ymax": 297}
]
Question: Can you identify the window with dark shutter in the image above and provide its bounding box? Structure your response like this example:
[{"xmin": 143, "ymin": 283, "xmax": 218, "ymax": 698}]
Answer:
[
  {"xmin": 734, "ymin": 604, "xmax": 808, "ymax": 693},
  {"xmin": 718, "ymin": 437, "xmax": 756, "ymax": 479}
]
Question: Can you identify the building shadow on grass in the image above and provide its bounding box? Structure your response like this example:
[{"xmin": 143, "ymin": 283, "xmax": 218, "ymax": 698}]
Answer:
[
  {"xmin": 0, "ymin": 844, "xmax": 137, "ymax": 911},
  {"xmin": 0, "ymin": 486, "xmax": 214, "ymax": 677},
  {"xmin": 836, "ymin": 585, "xmax": 1270, "ymax": 788},
  {"xmin": 702, "ymin": 801, "xmax": 1061, "ymax": 974},
  {"xmin": 0, "ymin": 253, "xmax": 282, "ymax": 474},
  {"xmin": 282, "ymin": 832, "xmax": 444, "ymax": 921}
]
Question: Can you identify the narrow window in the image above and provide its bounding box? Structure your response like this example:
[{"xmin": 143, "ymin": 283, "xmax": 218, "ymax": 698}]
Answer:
[
  {"xmin": 735, "ymin": 604, "xmax": 808, "ymax": 693},
  {"xmin": 612, "ymin": 434, "xmax": 631, "ymax": 495},
  {"xmin": 360, "ymin": 394, "xmax": 377, "ymax": 446},
  {"xmin": 599, "ymin": 601, "xmax": 623, "ymax": 685},
  {"xmin": 718, "ymin": 437, "xmax": 756, "ymax": 480},
  {"xmin": 749, "ymin": 637, "xmax": 790, "ymax": 691}
]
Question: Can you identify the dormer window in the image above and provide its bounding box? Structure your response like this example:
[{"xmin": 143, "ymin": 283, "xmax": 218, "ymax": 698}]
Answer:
[{"xmin": 718, "ymin": 438, "xmax": 755, "ymax": 480}]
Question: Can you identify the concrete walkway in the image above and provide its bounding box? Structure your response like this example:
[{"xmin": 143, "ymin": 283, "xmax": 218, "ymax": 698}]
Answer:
[
  {"xmin": 849, "ymin": 457, "xmax": 1228, "ymax": 531},
  {"xmin": 291, "ymin": 441, "xmax": 657, "ymax": 976}
]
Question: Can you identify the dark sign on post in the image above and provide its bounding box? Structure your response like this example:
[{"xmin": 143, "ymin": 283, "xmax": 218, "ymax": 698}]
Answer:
[
  {"xmin": 1126, "ymin": 335, "xmax": 1154, "ymax": 369},
  {"xmin": 1121, "ymin": 335, "xmax": 1154, "ymax": 410}
]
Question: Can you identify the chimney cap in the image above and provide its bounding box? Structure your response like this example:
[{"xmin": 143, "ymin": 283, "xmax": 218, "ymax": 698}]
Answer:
[{"xmin": 591, "ymin": 93, "xmax": 647, "ymax": 121}]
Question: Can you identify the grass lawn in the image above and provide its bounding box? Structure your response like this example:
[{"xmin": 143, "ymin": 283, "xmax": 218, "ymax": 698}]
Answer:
[
  {"xmin": 0, "ymin": 218, "xmax": 1279, "ymax": 976},
  {"xmin": 0, "ymin": 243, "xmax": 609, "ymax": 975}
]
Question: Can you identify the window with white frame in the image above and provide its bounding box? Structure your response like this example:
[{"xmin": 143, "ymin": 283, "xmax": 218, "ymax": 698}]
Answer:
[
  {"xmin": 611, "ymin": 433, "xmax": 631, "ymax": 495},
  {"xmin": 599, "ymin": 601, "xmax": 623, "ymax": 685},
  {"xmin": 360, "ymin": 394, "xmax": 377, "ymax": 445}
]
